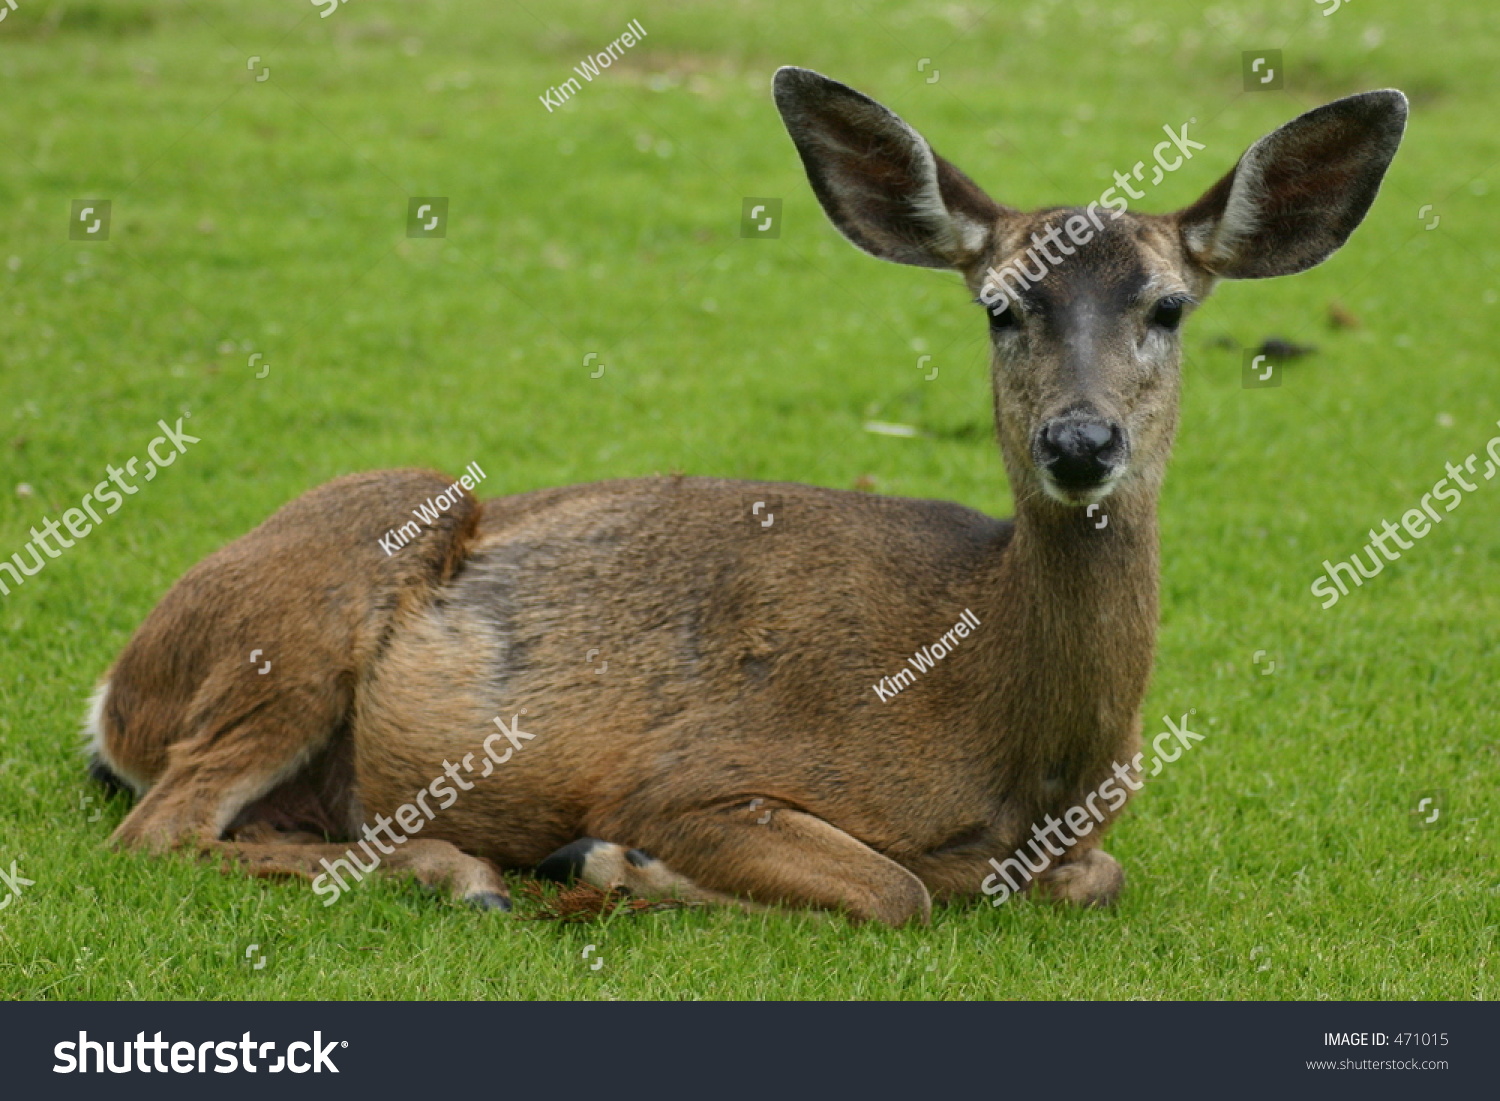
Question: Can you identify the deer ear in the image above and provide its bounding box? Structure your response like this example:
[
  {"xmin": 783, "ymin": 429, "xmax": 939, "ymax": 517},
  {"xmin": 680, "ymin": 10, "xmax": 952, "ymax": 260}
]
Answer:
[
  {"xmin": 1176, "ymin": 90, "xmax": 1408, "ymax": 279},
  {"xmin": 772, "ymin": 66, "xmax": 1005, "ymax": 270}
]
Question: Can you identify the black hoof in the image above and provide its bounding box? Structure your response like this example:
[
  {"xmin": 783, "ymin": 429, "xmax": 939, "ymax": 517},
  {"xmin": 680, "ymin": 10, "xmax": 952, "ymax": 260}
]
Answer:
[
  {"xmin": 535, "ymin": 838, "xmax": 602, "ymax": 883},
  {"xmin": 87, "ymin": 754, "xmax": 131, "ymax": 796},
  {"xmin": 469, "ymin": 891, "xmax": 512, "ymax": 912}
]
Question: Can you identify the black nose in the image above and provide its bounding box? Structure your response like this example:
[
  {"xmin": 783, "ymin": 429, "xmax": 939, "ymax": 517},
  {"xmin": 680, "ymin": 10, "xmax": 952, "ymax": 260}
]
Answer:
[{"xmin": 1036, "ymin": 416, "xmax": 1125, "ymax": 489}]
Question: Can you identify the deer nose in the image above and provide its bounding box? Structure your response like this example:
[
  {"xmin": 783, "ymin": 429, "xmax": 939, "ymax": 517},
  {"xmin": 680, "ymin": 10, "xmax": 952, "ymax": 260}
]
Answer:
[{"xmin": 1035, "ymin": 416, "xmax": 1125, "ymax": 489}]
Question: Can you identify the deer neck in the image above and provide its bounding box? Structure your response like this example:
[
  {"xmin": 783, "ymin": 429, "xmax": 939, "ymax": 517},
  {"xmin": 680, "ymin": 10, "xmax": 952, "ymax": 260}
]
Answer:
[
  {"xmin": 1005, "ymin": 477, "xmax": 1160, "ymax": 627},
  {"xmin": 972, "ymin": 476, "xmax": 1162, "ymax": 794}
]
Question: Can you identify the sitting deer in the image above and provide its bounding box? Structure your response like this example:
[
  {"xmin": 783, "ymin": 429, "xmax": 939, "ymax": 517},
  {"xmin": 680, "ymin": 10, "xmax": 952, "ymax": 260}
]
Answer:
[{"xmin": 86, "ymin": 69, "xmax": 1406, "ymax": 924}]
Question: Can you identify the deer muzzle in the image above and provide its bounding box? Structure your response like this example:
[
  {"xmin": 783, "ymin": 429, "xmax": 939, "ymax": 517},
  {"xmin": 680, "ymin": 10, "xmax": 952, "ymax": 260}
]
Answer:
[{"xmin": 1033, "ymin": 413, "xmax": 1128, "ymax": 503}]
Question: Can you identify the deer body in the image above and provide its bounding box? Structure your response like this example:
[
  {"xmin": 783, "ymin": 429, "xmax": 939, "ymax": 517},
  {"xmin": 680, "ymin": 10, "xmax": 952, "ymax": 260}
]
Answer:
[
  {"xmin": 350, "ymin": 471, "xmax": 1151, "ymax": 883},
  {"xmin": 89, "ymin": 71, "xmax": 1406, "ymax": 924}
]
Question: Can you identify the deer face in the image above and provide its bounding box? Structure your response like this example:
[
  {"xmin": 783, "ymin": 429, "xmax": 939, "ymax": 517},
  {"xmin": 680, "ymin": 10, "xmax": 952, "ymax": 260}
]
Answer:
[
  {"xmin": 773, "ymin": 68, "xmax": 1406, "ymax": 511},
  {"xmin": 976, "ymin": 209, "xmax": 1201, "ymax": 506}
]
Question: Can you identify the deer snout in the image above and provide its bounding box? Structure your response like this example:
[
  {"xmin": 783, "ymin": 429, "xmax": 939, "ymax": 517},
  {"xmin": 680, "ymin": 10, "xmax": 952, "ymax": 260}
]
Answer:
[{"xmin": 1034, "ymin": 415, "xmax": 1127, "ymax": 500}]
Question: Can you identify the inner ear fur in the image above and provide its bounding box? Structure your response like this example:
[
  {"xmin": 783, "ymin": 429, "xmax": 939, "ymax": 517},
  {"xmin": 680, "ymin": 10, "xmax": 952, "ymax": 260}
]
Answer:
[
  {"xmin": 1176, "ymin": 89, "xmax": 1408, "ymax": 279},
  {"xmin": 772, "ymin": 66, "xmax": 1008, "ymax": 271}
]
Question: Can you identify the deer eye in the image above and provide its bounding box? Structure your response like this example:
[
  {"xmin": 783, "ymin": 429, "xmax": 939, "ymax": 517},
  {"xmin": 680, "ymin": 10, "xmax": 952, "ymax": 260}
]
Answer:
[
  {"xmin": 1150, "ymin": 296, "xmax": 1187, "ymax": 331},
  {"xmin": 986, "ymin": 301, "xmax": 1020, "ymax": 332}
]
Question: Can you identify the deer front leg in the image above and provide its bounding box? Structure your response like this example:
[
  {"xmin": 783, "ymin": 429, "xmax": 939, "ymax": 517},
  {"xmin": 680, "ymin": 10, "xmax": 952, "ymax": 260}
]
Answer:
[
  {"xmin": 535, "ymin": 838, "xmax": 755, "ymax": 910},
  {"xmin": 603, "ymin": 803, "xmax": 932, "ymax": 926},
  {"xmin": 908, "ymin": 833, "xmax": 1126, "ymax": 909},
  {"xmin": 204, "ymin": 835, "xmax": 512, "ymax": 910},
  {"xmin": 1032, "ymin": 848, "xmax": 1124, "ymax": 907}
]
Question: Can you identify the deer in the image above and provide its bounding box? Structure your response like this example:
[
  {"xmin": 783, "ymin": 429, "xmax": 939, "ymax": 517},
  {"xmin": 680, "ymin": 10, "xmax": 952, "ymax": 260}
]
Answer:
[{"xmin": 84, "ymin": 69, "xmax": 1407, "ymax": 925}]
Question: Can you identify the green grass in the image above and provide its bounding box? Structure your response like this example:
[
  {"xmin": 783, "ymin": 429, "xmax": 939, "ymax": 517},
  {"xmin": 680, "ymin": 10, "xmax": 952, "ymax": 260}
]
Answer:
[{"xmin": 0, "ymin": 0, "xmax": 1495, "ymax": 1000}]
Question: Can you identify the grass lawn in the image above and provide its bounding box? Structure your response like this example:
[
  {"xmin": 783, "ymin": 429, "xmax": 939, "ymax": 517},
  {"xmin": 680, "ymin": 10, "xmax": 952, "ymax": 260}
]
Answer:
[{"xmin": 0, "ymin": 0, "xmax": 1494, "ymax": 1000}]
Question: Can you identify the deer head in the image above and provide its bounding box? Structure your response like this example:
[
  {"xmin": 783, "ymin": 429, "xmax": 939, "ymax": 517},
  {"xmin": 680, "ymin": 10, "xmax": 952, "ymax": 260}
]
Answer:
[{"xmin": 773, "ymin": 68, "xmax": 1407, "ymax": 516}]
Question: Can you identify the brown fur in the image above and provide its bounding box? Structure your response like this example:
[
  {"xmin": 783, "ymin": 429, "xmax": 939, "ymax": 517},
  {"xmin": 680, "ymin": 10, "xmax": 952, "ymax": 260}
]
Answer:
[
  {"xmin": 102, "ymin": 469, "xmax": 479, "ymax": 851},
  {"xmin": 90, "ymin": 71, "xmax": 1406, "ymax": 925}
]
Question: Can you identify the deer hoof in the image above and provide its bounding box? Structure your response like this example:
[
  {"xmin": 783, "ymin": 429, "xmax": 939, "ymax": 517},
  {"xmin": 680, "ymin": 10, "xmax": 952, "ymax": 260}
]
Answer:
[
  {"xmin": 467, "ymin": 891, "xmax": 512, "ymax": 912},
  {"xmin": 535, "ymin": 837, "xmax": 603, "ymax": 884},
  {"xmin": 1035, "ymin": 849, "xmax": 1124, "ymax": 908}
]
